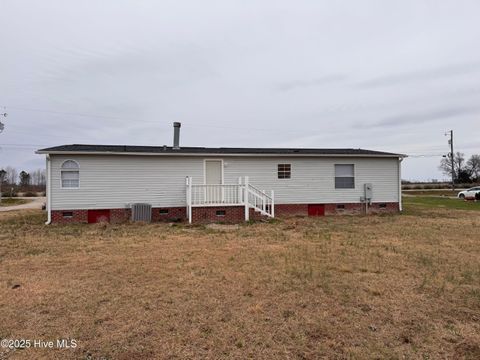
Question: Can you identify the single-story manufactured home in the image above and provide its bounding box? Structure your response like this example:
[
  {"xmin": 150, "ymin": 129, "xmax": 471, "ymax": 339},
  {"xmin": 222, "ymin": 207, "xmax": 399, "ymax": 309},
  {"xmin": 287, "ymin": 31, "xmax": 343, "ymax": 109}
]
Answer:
[{"xmin": 36, "ymin": 123, "xmax": 405, "ymax": 224}]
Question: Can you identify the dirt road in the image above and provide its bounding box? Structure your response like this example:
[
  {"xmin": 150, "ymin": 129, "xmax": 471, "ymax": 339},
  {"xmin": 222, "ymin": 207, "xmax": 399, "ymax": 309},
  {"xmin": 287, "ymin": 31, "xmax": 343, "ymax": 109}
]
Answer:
[{"xmin": 0, "ymin": 197, "xmax": 46, "ymax": 212}]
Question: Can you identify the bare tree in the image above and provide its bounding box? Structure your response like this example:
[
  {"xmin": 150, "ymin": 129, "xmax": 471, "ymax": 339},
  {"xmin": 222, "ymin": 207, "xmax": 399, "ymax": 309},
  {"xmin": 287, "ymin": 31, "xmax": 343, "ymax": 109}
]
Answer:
[
  {"xmin": 467, "ymin": 154, "xmax": 480, "ymax": 180},
  {"xmin": 31, "ymin": 169, "xmax": 40, "ymax": 186},
  {"xmin": 4, "ymin": 166, "xmax": 18, "ymax": 185},
  {"xmin": 39, "ymin": 169, "xmax": 46, "ymax": 186},
  {"xmin": 439, "ymin": 152, "xmax": 466, "ymax": 181},
  {"xmin": 30, "ymin": 168, "xmax": 46, "ymax": 186}
]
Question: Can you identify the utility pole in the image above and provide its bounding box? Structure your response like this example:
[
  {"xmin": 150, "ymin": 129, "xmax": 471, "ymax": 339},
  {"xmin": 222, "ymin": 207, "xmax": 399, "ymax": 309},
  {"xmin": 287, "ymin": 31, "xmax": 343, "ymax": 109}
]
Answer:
[
  {"xmin": 445, "ymin": 130, "xmax": 454, "ymax": 191},
  {"xmin": 0, "ymin": 111, "xmax": 6, "ymax": 133},
  {"xmin": 0, "ymin": 111, "xmax": 6, "ymax": 204}
]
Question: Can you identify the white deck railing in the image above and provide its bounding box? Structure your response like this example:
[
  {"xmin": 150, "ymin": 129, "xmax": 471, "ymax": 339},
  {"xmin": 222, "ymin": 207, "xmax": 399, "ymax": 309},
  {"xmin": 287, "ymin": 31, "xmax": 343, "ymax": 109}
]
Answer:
[
  {"xmin": 247, "ymin": 183, "xmax": 274, "ymax": 218},
  {"xmin": 185, "ymin": 176, "xmax": 274, "ymax": 223},
  {"xmin": 190, "ymin": 184, "xmax": 243, "ymax": 206}
]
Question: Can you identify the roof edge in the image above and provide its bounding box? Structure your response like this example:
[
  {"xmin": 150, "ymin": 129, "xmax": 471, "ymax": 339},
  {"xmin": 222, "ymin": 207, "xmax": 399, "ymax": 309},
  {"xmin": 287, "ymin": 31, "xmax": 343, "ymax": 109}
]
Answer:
[
  {"xmin": 36, "ymin": 144, "xmax": 406, "ymax": 157},
  {"xmin": 36, "ymin": 150, "xmax": 406, "ymax": 158}
]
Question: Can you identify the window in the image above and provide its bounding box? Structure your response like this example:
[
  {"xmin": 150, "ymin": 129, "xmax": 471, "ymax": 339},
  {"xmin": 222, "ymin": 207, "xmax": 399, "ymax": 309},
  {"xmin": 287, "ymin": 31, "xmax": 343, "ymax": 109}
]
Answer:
[
  {"xmin": 335, "ymin": 164, "xmax": 354, "ymax": 189},
  {"xmin": 379, "ymin": 203, "xmax": 387, "ymax": 208},
  {"xmin": 159, "ymin": 209, "xmax": 169, "ymax": 215},
  {"xmin": 278, "ymin": 164, "xmax": 291, "ymax": 179},
  {"xmin": 216, "ymin": 210, "xmax": 226, "ymax": 216},
  {"xmin": 62, "ymin": 211, "xmax": 73, "ymax": 218},
  {"xmin": 336, "ymin": 204, "xmax": 345, "ymax": 209},
  {"xmin": 61, "ymin": 160, "xmax": 79, "ymax": 188}
]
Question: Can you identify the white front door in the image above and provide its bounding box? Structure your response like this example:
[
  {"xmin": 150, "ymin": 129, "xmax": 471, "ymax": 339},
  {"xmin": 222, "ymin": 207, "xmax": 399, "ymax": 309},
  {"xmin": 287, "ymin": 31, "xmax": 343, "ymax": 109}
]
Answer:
[{"xmin": 205, "ymin": 160, "xmax": 223, "ymax": 203}]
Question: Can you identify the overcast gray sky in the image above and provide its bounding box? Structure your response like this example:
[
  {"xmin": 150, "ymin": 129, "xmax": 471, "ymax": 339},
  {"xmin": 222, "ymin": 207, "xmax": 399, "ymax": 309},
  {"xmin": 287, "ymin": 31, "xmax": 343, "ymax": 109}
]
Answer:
[{"xmin": 1, "ymin": 0, "xmax": 479, "ymax": 180}]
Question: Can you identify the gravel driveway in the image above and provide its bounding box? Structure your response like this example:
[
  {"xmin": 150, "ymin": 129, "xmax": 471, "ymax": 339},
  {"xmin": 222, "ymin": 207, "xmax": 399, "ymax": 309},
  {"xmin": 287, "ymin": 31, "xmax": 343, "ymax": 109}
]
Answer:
[{"xmin": 0, "ymin": 197, "xmax": 46, "ymax": 212}]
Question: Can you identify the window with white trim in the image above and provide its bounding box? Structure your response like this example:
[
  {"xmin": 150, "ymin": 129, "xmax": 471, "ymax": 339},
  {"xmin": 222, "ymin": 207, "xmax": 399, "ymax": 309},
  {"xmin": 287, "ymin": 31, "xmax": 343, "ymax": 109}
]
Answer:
[
  {"xmin": 277, "ymin": 164, "xmax": 291, "ymax": 179},
  {"xmin": 335, "ymin": 164, "xmax": 354, "ymax": 189},
  {"xmin": 61, "ymin": 160, "xmax": 79, "ymax": 188}
]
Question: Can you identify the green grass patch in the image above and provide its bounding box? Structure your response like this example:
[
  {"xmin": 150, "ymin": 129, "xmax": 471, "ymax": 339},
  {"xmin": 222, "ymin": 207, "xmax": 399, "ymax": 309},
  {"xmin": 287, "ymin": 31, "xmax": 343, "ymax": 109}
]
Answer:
[
  {"xmin": 403, "ymin": 190, "xmax": 459, "ymax": 197},
  {"xmin": 404, "ymin": 196, "xmax": 480, "ymax": 211},
  {"xmin": 0, "ymin": 198, "xmax": 29, "ymax": 207}
]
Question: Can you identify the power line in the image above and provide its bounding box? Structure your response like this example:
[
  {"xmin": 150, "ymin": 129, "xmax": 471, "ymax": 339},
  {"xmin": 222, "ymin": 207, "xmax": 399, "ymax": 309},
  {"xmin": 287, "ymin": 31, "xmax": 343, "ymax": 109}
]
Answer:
[
  {"xmin": 0, "ymin": 143, "xmax": 50, "ymax": 149},
  {"xmin": 0, "ymin": 105, "xmax": 313, "ymax": 134},
  {"xmin": 3, "ymin": 104, "xmax": 480, "ymax": 142},
  {"xmin": 0, "ymin": 105, "xmax": 476, "ymax": 158},
  {"xmin": 405, "ymin": 154, "xmax": 445, "ymax": 158},
  {"xmin": 1, "ymin": 105, "xmax": 127, "ymax": 121}
]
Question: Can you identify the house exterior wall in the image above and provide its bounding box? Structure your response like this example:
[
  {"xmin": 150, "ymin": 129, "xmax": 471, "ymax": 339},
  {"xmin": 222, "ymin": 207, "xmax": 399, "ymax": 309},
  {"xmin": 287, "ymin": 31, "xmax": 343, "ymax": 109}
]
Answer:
[
  {"xmin": 223, "ymin": 157, "xmax": 400, "ymax": 204},
  {"xmin": 49, "ymin": 154, "xmax": 400, "ymax": 211}
]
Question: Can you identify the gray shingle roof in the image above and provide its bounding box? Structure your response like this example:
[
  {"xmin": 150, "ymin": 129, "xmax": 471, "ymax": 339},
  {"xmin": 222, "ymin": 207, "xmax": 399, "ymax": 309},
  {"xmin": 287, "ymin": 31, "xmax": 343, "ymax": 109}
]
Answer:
[{"xmin": 36, "ymin": 144, "xmax": 404, "ymax": 157}]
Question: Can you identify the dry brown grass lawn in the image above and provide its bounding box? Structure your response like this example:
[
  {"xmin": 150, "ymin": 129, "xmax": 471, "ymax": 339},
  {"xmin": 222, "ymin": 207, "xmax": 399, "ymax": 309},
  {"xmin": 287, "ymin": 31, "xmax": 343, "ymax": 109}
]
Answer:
[{"xmin": 1, "ymin": 205, "xmax": 479, "ymax": 359}]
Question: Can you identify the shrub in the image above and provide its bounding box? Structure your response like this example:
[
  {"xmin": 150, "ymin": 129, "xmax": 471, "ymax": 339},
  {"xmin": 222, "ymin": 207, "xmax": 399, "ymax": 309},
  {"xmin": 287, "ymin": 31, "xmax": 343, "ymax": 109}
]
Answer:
[
  {"xmin": 1, "ymin": 191, "xmax": 16, "ymax": 197},
  {"xmin": 23, "ymin": 191, "xmax": 38, "ymax": 197}
]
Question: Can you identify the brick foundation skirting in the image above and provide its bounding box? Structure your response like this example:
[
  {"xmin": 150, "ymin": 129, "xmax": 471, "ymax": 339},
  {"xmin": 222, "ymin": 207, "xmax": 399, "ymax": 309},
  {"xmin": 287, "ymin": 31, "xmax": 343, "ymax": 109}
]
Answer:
[
  {"xmin": 152, "ymin": 207, "xmax": 187, "ymax": 222},
  {"xmin": 274, "ymin": 202, "xmax": 399, "ymax": 217},
  {"xmin": 275, "ymin": 204, "xmax": 309, "ymax": 217},
  {"xmin": 51, "ymin": 202, "xmax": 399, "ymax": 224},
  {"xmin": 325, "ymin": 202, "xmax": 399, "ymax": 215},
  {"xmin": 192, "ymin": 206, "xmax": 246, "ymax": 223},
  {"xmin": 51, "ymin": 209, "xmax": 88, "ymax": 224},
  {"xmin": 110, "ymin": 208, "xmax": 131, "ymax": 223}
]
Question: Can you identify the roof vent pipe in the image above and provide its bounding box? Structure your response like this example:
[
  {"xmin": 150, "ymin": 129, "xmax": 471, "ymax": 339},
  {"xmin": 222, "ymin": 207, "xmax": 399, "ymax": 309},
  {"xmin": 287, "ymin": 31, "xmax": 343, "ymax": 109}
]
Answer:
[{"xmin": 173, "ymin": 122, "xmax": 181, "ymax": 149}]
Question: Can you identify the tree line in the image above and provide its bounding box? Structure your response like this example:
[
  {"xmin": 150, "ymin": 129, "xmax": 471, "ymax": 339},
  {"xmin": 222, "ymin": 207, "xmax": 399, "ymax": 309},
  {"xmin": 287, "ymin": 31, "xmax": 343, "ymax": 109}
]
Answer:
[
  {"xmin": 439, "ymin": 153, "xmax": 480, "ymax": 183},
  {"xmin": 0, "ymin": 166, "xmax": 46, "ymax": 189}
]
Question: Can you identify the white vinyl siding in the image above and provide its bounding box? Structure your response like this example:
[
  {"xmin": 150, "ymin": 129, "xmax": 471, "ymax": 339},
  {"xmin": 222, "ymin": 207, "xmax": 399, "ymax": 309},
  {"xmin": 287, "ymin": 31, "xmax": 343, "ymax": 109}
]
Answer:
[
  {"xmin": 223, "ymin": 157, "xmax": 399, "ymax": 204},
  {"xmin": 49, "ymin": 155, "xmax": 400, "ymax": 210}
]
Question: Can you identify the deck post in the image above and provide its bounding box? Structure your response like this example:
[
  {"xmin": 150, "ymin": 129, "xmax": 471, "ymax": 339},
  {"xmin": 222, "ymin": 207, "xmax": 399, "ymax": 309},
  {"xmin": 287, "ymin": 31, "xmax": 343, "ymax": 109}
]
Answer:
[
  {"xmin": 185, "ymin": 177, "xmax": 189, "ymax": 221},
  {"xmin": 262, "ymin": 190, "xmax": 266, "ymax": 213},
  {"xmin": 238, "ymin": 177, "xmax": 242, "ymax": 204},
  {"xmin": 271, "ymin": 190, "xmax": 275, "ymax": 218},
  {"xmin": 244, "ymin": 176, "xmax": 249, "ymax": 221},
  {"xmin": 188, "ymin": 177, "xmax": 193, "ymax": 224}
]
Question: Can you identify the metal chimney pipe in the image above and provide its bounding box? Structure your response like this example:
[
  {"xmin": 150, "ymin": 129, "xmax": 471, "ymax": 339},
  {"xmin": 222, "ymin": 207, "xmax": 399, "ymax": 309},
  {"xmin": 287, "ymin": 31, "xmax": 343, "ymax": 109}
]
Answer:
[{"xmin": 173, "ymin": 122, "xmax": 181, "ymax": 149}]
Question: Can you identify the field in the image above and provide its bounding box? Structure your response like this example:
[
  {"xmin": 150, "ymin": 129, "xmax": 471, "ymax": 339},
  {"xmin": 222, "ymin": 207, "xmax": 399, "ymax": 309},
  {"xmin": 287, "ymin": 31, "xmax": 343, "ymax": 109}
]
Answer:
[
  {"xmin": 1, "ymin": 202, "xmax": 480, "ymax": 359},
  {"xmin": 404, "ymin": 196, "xmax": 480, "ymax": 211},
  {"xmin": 0, "ymin": 198, "xmax": 30, "ymax": 207},
  {"xmin": 403, "ymin": 189, "xmax": 459, "ymax": 197}
]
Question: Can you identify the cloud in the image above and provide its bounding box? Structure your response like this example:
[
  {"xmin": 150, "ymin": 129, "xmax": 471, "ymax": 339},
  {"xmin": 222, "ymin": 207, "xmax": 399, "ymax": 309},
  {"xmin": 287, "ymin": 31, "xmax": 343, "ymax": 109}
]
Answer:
[
  {"xmin": 2, "ymin": 1, "xmax": 480, "ymax": 181},
  {"xmin": 276, "ymin": 74, "xmax": 346, "ymax": 91},
  {"xmin": 357, "ymin": 61, "xmax": 480, "ymax": 88},
  {"xmin": 357, "ymin": 106, "xmax": 480, "ymax": 129}
]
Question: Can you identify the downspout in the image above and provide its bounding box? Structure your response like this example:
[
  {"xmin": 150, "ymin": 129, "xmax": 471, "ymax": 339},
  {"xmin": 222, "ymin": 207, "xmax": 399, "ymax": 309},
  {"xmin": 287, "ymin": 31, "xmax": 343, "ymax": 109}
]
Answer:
[
  {"xmin": 398, "ymin": 157, "xmax": 403, "ymax": 212},
  {"xmin": 45, "ymin": 155, "xmax": 52, "ymax": 225}
]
